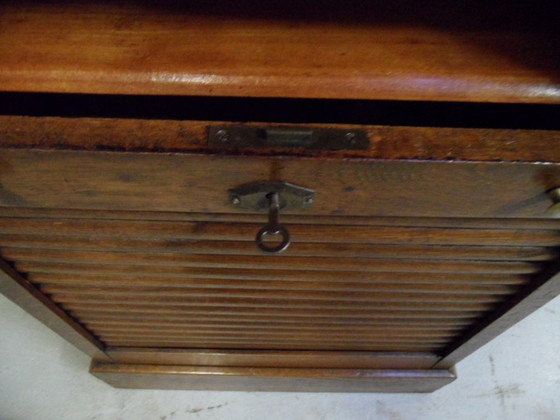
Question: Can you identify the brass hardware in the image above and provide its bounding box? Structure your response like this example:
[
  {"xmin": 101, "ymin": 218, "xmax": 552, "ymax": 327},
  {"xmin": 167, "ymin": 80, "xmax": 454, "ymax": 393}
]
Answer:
[
  {"xmin": 229, "ymin": 181, "xmax": 315, "ymax": 253},
  {"xmin": 209, "ymin": 125, "xmax": 369, "ymax": 150},
  {"xmin": 546, "ymin": 187, "xmax": 560, "ymax": 218},
  {"xmin": 229, "ymin": 181, "xmax": 314, "ymax": 212}
]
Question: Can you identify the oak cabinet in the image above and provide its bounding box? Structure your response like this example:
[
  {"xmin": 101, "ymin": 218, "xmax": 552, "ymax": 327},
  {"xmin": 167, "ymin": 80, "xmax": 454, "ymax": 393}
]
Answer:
[{"xmin": 0, "ymin": 0, "xmax": 559, "ymax": 392}]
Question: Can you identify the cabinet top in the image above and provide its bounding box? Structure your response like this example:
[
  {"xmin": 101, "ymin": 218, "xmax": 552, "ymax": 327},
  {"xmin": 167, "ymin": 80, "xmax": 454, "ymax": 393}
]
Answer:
[{"xmin": 1, "ymin": 0, "xmax": 559, "ymax": 103}]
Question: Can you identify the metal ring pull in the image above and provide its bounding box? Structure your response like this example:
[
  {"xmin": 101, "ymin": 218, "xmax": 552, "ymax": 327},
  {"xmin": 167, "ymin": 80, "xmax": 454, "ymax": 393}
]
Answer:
[
  {"xmin": 255, "ymin": 192, "xmax": 291, "ymax": 253},
  {"xmin": 546, "ymin": 187, "xmax": 560, "ymax": 218},
  {"xmin": 228, "ymin": 181, "xmax": 313, "ymax": 253}
]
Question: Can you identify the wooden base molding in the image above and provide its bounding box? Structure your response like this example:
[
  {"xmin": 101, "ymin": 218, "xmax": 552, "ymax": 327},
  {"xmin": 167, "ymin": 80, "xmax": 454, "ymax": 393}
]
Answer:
[{"xmin": 90, "ymin": 361, "xmax": 455, "ymax": 393}]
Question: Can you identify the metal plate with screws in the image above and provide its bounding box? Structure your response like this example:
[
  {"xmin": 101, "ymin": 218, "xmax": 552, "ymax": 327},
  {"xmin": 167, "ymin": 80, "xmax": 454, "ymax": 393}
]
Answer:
[
  {"xmin": 209, "ymin": 125, "xmax": 369, "ymax": 150},
  {"xmin": 229, "ymin": 181, "xmax": 315, "ymax": 212}
]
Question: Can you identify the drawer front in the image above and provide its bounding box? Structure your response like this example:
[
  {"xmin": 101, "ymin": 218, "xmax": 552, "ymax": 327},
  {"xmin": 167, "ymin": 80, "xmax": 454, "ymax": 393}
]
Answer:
[
  {"xmin": 1, "ymin": 148, "xmax": 560, "ymax": 218},
  {"xmin": 1, "ymin": 116, "xmax": 560, "ymax": 385}
]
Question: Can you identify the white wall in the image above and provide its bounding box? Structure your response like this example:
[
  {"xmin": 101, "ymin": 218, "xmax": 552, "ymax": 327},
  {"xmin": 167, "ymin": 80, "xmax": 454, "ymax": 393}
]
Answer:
[{"xmin": 1, "ymin": 293, "xmax": 559, "ymax": 420}]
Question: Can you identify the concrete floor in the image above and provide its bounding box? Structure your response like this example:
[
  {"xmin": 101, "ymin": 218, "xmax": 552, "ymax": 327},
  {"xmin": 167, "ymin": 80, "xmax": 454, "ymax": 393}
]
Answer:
[{"xmin": 1, "ymin": 293, "xmax": 559, "ymax": 420}]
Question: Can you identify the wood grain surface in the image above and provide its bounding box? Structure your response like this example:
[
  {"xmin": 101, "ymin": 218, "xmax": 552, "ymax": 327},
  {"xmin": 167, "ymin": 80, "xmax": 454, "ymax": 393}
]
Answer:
[
  {"xmin": 435, "ymin": 261, "xmax": 560, "ymax": 368},
  {"xmin": 2, "ymin": 208, "xmax": 555, "ymax": 354},
  {"xmin": 1, "ymin": 148, "xmax": 560, "ymax": 217},
  {"xmin": 0, "ymin": 1, "xmax": 558, "ymax": 103},
  {"xmin": 90, "ymin": 362, "xmax": 456, "ymax": 392},
  {"xmin": 0, "ymin": 258, "xmax": 109, "ymax": 359},
  {"xmin": 2, "ymin": 207, "xmax": 560, "ymax": 229},
  {"xmin": 105, "ymin": 348, "xmax": 439, "ymax": 369},
  {"xmin": 2, "ymin": 116, "xmax": 560, "ymax": 162},
  {"xmin": 2, "ymin": 236, "xmax": 556, "ymax": 261},
  {"xmin": 1, "ymin": 0, "xmax": 559, "ymax": 390}
]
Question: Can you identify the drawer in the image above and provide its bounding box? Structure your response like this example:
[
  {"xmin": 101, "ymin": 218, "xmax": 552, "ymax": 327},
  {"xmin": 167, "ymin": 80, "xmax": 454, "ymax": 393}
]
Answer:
[
  {"xmin": 2, "ymin": 0, "xmax": 560, "ymax": 396},
  {"xmin": 1, "ymin": 118, "xmax": 560, "ymax": 218},
  {"xmin": 1, "ymin": 114, "xmax": 560, "ymax": 392}
]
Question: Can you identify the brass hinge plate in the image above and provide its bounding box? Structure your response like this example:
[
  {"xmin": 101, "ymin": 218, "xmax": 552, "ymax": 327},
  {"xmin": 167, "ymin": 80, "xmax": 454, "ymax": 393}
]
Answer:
[{"xmin": 208, "ymin": 125, "xmax": 369, "ymax": 150}]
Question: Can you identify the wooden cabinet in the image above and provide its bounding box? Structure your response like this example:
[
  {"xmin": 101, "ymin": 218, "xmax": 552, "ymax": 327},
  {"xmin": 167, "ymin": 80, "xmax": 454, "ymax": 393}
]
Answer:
[{"xmin": 0, "ymin": 0, "xmax": 559, "ymax": 392}]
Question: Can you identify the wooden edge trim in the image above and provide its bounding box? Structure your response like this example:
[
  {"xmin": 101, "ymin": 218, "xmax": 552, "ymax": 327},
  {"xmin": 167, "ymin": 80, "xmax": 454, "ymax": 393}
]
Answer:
[
  {"xmin": 90, "ymin": 361, "xmax": 455, "ymax": 393},
  {"xmin": 1, "ymin": 207, "xmax": 560, "ymax": 231},
  {"xmin": 434, "ymin": 260, "xmax": 560, "ymax": 368},
  {"xmin": 0, "ymin": 258, "xmax": 110, "ymax": 360},
  {"xmin": 1, "ymin": 115, "xmax": 560, "ymax": 163},
  {"xmin": 105, "ymin": 348, "xmax": 439, "ymax": 369}
]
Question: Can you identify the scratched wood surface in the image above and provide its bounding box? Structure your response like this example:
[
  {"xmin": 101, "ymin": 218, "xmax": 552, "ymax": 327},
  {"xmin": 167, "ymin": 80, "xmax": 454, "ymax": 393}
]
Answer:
[
  {"xmin": 2, "ymin": 209, "xmax": 558, "ymax": 353},
  {"xmin": 1, "ymin": 116, "xmax": 560, "ymax": 162},
  {"xmin": 104, "ymin": 348, "xmax": 439, "ymax": 369},
  {"xmin": 90, "ymin": 362, "xmax": 456, "ymax": 392},
  {"xmin": 0, "ymin": 0, "xmax": 558, "ymax": 103},
  {"xmin": 1, "ymin": 148, "xmax": 560, "ymax": 217}
]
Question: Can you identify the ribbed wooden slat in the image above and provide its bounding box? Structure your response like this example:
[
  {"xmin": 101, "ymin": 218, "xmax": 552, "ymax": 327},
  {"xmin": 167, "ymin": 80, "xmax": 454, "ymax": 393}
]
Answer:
[
  {"xmin": 2, "ymin": 208, "xmax": 556, "ymax": 355},
  {"xmin": 2, "ymin": 248, "xmax": 540, "ymax": 274},
  {"xmin": 2, "ymin": 208, "xmax": 560, "ymax": 230},
  {"xmin": 2, "ymin": 0, "xmax": 560, "ymax": 105},
  {"xmin": 41, "ymin": 286, "xmax": 513, "ymax": 304},
  {"xmin": 48, "ymin": 292, "xmax": 502, "ymax": 307},
  {"xmin": 94, "ymin": 328, "xmax": 457, "ymax": 340},
  {"xmin": 101, "ymin": 335, "xmax": 448, "ymax": 346},
  {"xmin": 0, "ymin": 236, "xmax": 556, "ymax": 261},
  {"xmin": 91, "ymin": 332, "xmax": 459, "ymax": 343},
  {"xmin": 94, "ymin": 335, "xmax": 457, "ymax": 345},
  {"xmin": 27, "ymin": 272, "xmax": 529, "ymax": 286},
  {"xmin": 1, "ymin": 219, "xmax": 559, "ymax": 246},
  {"xmin": 64, "ymin": 304, "xmax": 487, "ymax": 317},
  {"xmin": 14, "ymin": 262, "xmax": 537, "ymax": 278},
  {"xmin": 101, "ymin": 339, "xmax": 443, "ymax": 351},
  {"xmin": 98, "ymin": 335, "xmax": 452, "ymax": 346},
  {"xmin": 37, "ymin": 282, "xmax": 518, "ymax": 296},
  {"xmin": 102, "ymin": 343, "xmax": 443, "ymax": 352},
  {"xmin": 63, "ymin": 302, "xmax": 492, "ymax": 320},
  {"xmin": 84, "ymin": 322, "xmax": 464, "ymax": 333},
  {"xmin": 75, "ymin": 313, "xmax": 474, "ymax": 326}
]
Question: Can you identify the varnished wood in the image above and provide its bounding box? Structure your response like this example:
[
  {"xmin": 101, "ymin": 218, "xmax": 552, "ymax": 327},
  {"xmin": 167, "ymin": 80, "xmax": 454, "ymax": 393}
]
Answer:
[
  {"xmin": 89, "ymin": 324, "xmax": 462, "ymax": 336},
  {"xmin": 1, "ymin": 220, "xmax": 559, "ymax": 248},
  {"xmin": 0, "ymin": 258, "xmax": 109, "ymax": 359},
  {"xmin": 0, "ymin": 235, "xmax": 556, "ymax": 261},
  {"xmin": 38, "ymin": 282, "xmax": 518, "ymax": 296},
  {"xmin": 27, "ymin": 272, "xmax": 528, "ymax": 287},
  {"xmin": 94, "ymin": 334, "xmax": 457, "ymax": 350},
  {"xmin": 101, "ymin": 340, "xmax": 443, "ymax": 352},
  {"xmin": 47, "ymin": 294, "xmax": 500, "ymax": 308},
  {"xmin": 65, "ymin": 303, "xmax": 488, "ymax": 317},
  {"xmin": 1, "ymin": 149, "xmax": 559, "ymax": 217},
  {"xmin": 105, "ymin": 349, "xmax": 439, "ymax": 369},
  {"xmin": 435, "ymin": 261, "xmax": 560, "ymax": 368},
  {"xmin": 6, "ymin": 219, "xmax": 553, "ymax": 248},
  {"xmin": 75, "ymin": 312, "xmax": 475, "ymax": 326},
  {"xmin": 2, "ymin": 207, "xmax": 560, "ymax": 230},
  {"xmin": 4, "ymin": 249, "xmax": 539, "ymax": 274},
  {"xmin": 1, "ymin": 0, "xmax": 559, "ymax": 394},
  {"xmin": 2, "ymin": 208, "xmax": 560, "ymax": 231},
  {"xmin": 84, "ymin": 320, "xmax": 470, "ymax": 331},
  {"xmin": 2, "ymin": 116, "xmax": 560, "ymax": 163},
  {"xmin": 96, "ymin": 334, "xmax": 455, "ymax": 346},
  {"xmin": 1, "ymin": 1, "xmax": 558, "ymax": 103},
  {"xmin": 99, "ymin": 332, "xmax": 452, "ymax": 343},
  {"xmin": 90, "ymin": 362, "xmax": 456, "ymax": 392}
]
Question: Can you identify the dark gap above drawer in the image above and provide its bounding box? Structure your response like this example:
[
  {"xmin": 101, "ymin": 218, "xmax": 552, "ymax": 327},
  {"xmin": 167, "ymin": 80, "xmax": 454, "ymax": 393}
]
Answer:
[{"xmin": 0, "ymin": 92, "xmax": 559, "ymax": 130}]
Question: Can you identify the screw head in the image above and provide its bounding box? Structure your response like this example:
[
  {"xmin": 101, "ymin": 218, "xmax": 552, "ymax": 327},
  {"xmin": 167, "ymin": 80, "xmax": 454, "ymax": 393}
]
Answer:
[
  {"xmin": 231, "ymin": 196, "xmax": 241, "ymax": 205},
  {"xmin": 304, "ymin": 196, "xmax": 314, "ymax": 205},
  {"xmin": 216, "ymin": 129, "xmax": 230, "ymax": 143},
  {"xmin": 345, "ymin": 132, "xmax": 357, "ymax": 145}
]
